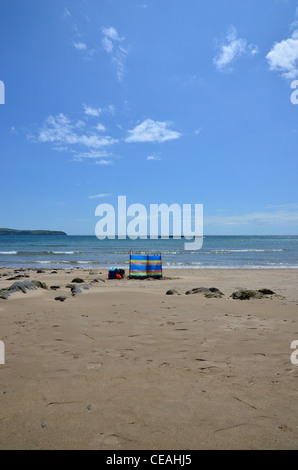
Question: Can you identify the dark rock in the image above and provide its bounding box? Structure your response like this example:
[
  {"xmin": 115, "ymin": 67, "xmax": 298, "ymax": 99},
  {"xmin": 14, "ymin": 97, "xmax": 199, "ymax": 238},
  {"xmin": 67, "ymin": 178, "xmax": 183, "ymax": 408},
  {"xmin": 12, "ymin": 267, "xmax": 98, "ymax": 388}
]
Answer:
[
  {"xmin": 204, "ymin": 291, "xmax": 224, "ymax": 298},
  {"xmin": 37, "ymin": 270, "xmax": 45, "ymax": 274},
  {"xmin": 71, "ymin": 285, "xmax": 82, "ymax": 296},
  {"xmin": 51, "ymin": 271, "xmax": 58, "ymax": 274},
  {"xmin": 8, "ymin": 281, "xmax": 37, "ymax": 293},
  {"xmin": 50, "ymin": 286, "xmax": 61, "ymax": 290},
  {"xmin": 166, "ymin": 289, "xmax": 180, "ymax": 295},
  {"xmin": 71, "ymin": 278, "xmax": 85, "ymax": 283},
  {"xmin": 0, "ymin": 280, "xmax": 48, "ymax": 298},
  {"xmin": 55, "ymin": 296, "xmax": 68, "ymax": 302},
  {"xmin": 185, "ymin": 287, "xmax": 213, "ymax": 295},
  {"xmin": 32, "ymin": 280, "xmax": 48, "ymax": 289},
  {"xmin": 258, "ymin": 288, "xmax": 275, "ymax": 295},
  {"xmin": 231, "ymin": 289, "xmax": 263, "ymax": 300},
  {"xmin": 7, "ymin": 275, "xmax": 27, "ymax": 280},
  {"xmin": 185, "ymin": 286, "xmax": 224, "ymax": 298},
  {"xmin": 0, "ymin": 292, "xmax": 9, "ymax": 300}
]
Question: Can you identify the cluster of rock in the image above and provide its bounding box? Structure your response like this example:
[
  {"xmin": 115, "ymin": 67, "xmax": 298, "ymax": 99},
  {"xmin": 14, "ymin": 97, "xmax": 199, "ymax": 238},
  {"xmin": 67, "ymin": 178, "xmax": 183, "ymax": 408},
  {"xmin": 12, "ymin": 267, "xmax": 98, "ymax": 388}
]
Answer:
[
  {"xmin": 0, "ymin": 270, "xmax": 109, "ymax": 302},
  {"xmin": 166, "ymin": 287, "xmax": 276, "ymax": 300},
  {"xmin": 0, "ymin": 280, "xmax": 48, "ymax": 299},
  {"xmin": 55, "ymin": 278, "xmax": 92, "ymax": 302},
  {"xmin": 231, "ymin": 288, "xmax": 275, "ymax": 300}
]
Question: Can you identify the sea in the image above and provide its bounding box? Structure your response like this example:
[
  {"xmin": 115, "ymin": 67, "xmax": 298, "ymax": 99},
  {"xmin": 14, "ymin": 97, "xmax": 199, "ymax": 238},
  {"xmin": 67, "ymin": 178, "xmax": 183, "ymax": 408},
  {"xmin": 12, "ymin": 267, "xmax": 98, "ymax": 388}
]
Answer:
[{"xmin": 0, "ymin": 235, "xmax": 298, "ymax": 270}]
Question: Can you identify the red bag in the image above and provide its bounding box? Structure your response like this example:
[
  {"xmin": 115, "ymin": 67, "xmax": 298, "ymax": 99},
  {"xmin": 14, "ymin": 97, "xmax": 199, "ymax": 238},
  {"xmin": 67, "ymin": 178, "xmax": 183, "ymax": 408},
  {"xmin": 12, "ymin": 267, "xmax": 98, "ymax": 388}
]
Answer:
[{"xmin": 115, "ymin": 273, "xmax": 122, "ymax": 280}]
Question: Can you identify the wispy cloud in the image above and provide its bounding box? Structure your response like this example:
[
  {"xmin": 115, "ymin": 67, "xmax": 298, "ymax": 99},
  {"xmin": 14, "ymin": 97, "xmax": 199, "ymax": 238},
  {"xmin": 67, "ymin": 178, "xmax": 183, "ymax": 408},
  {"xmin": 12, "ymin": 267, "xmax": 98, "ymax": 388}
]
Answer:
[
  {"xmin": 73, "ymin": 42, "xmax": 87, "ymax": 51},
  {"xmin": 125, "ymin": 119, "xmax": 181, "ymax": 143},
  {"xmin": 73, "ymin": 150, "xmax": 112, "ymax": 161},
  {"xmin": 63, "ymin": 7, "xmax": 71, "ymax": 18},
  {"xmin": 173, "ymin": 73, "xmax": 204, "ymax": 88},
  {"xmin": 88, "ymin": 193, "xmax": 112, "ymax": 199},
  {"xmin": 95, "ymin": 123, "xmax": 106, "ymax": 132},
  {"xmin": 214, "ymin": 26, "xmax": 258, "ymax": 72},
  {"xmin": 32, "ymin": 114, "xmax": 117, "ymax": 150},
  {"xmin": 265, "ymin": 203, "xmax": 298, "ymax": 210},
  {"xmin": 194, "ymin": 127, "xmax": 202, "ymax": 135},
  {"xmin": 64, "ymin": 8, "xmax": 96, "ymax": 59},
  {"xmin": 95, "ymin": 159, "xmax": 114, "ymax": 165},
  {"xmin": 83, "ymin": 104, "xmax": 102, "ymax": 117},
  {"xmin": 146, "ymin": 155, "xmax": 161, "ymax": 161},
  {"xmin": 266, "ymin": 29, "xmax": 298, "ymax": 80},
  {"xmin": 101, "ymin": 26, "xmax": 128, "ymax": 81},
  {"xmin": 205, "ymin": 210, "xmax": 298, "ymax": 226}
]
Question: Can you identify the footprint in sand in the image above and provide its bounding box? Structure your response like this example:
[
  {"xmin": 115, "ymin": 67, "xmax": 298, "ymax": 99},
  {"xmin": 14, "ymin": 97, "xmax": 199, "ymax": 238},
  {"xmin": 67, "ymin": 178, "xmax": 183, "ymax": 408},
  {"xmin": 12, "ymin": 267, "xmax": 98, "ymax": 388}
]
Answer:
[
  {"xmin": 159, "ymin": 362, "xmax": 173, "ymax": 368},
  {"xmin": 87, "ymin": 362, "xmax": 103, "ymax": 370}
]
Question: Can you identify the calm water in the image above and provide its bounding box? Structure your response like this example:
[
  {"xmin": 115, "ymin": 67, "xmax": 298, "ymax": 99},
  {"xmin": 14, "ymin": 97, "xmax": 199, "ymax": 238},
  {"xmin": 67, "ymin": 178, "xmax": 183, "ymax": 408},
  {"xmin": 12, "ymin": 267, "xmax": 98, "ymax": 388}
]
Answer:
[{"xmin": 0, "ymin": 235, "xmax": 298, "ymax": 270}]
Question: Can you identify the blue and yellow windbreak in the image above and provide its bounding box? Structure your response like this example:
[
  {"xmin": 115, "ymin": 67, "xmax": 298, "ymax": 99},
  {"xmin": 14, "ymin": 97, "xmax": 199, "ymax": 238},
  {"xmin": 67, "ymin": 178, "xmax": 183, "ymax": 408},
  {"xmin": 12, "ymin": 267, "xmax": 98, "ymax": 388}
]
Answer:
[{"xmin": 129, "ymin": 254, "xmax": 162, "ymax": 278}]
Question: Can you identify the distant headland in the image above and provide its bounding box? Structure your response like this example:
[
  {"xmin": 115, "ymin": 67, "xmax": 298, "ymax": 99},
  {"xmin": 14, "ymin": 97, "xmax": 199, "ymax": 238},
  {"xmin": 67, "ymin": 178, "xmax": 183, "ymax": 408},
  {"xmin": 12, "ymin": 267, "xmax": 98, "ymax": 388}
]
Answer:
[{"xmin": 0, "ymin": 228, "xmax": 67, "ymax": 236}]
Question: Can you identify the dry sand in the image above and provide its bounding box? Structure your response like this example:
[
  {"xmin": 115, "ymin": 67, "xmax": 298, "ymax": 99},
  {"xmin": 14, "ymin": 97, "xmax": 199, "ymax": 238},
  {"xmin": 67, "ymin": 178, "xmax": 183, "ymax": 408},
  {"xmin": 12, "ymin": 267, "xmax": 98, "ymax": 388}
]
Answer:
[{"xmin": 0, "ymin": 267, "xmax": 297, "ymax": 450}]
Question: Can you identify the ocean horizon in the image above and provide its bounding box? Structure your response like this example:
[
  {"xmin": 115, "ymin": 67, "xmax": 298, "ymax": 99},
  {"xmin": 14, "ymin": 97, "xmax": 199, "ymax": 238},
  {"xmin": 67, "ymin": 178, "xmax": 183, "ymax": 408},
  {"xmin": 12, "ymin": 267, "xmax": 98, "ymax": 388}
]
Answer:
[{"xmin": 0, "ymin": 234, "xmax": 298, "ymax": 270}]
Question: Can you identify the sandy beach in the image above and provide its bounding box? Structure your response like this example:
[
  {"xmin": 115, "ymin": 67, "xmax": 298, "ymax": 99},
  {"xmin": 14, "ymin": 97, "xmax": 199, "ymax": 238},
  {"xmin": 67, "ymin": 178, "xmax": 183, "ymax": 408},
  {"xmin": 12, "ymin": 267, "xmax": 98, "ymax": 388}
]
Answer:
[{"xmin": 0, "ymin": 267, "xmax": 297, "ymax": 450}]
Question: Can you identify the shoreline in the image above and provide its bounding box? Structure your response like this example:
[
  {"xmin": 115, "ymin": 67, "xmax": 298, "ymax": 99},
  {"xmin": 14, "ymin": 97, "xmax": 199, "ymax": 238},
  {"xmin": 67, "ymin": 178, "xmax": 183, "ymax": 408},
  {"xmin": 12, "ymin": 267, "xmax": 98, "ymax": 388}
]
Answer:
[{"xmin": 1, "ymin": 266, "xmax": 298, "ymax": 270}]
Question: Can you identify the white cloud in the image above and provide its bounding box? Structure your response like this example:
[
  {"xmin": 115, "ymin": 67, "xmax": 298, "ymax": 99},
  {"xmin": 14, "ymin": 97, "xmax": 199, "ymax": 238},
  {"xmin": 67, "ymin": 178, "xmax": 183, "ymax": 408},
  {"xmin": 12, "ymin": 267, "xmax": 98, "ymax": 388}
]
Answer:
[
  {"xmin": 95, "ymin": 159, "xmax": 114, "ymax": 165},
  {"xmin": 52, "ymin": 145, "xmax": 69, "ymax": 152},
  {"xmin": 125, "ymin": 119, "xmax": 181, "ymax": 143},
  {"xmin": 96, "ymin": 123, "xmax": 106, "ymax": 132},
  {"xmin": 205, "ymin": 210, "xmax": 298, "ymax": 226},
  {"xmin": 75, "ymin": 120, "xmax": 85, "ymax": 128},
  {"xmin": 146, "ymin": 155, "xmax": 161, "ymax": 161},
  {"xmin": 88, "ymin": 193, "xmax": 112, "ymax": 199},
  {"xmin": 106, "ymin": 104, "xmax": 115, "ymax": 115},
  {"xmin": 194, "ymin": 127, "xmax": 202, "ymax": 135},
  {"xmin": 73, "ymin": 150, "xmax": 111, "ymax": 161},
  {"xmin": 35, "ymin": 114, "xmax": 117, "ymax": 149},
  {"xmin": 101, "ymin": 26, "xmax": 128, "ymax": 81},
  {"xmin": 64, "ymin": 8, "xmax": 71, "ymax": 17},
  {"xmin": 83, "ymin": 104, "xmax": 102, "ymax": 117},
  {"xmin": 214, "ymin": 26, "xmax": 258, "ymax": 72},
  {"xmin": 73, "ymin": 42, "xmax": 87, "ymax": 50},
  {"xmin": 265, "ymin": 203, "xmax": 298, "ymax": 210},
  {"xmin": 102, "ymin": 26, "xmax": 124, "ymax": 48},
  {"xmin": 266, "ymin": 30, "xmax": 298, "ymax": 79},
  {"xmin": 177, "ymin": 73, "xmax": 203, "ymax": 88}
]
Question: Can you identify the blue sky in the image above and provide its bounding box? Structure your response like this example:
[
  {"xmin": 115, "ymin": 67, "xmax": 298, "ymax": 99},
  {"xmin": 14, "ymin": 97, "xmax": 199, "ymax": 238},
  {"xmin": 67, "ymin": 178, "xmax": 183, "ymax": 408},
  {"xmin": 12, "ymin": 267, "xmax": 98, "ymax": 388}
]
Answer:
[{"xmin": 1, "ymin": 0, "xmax": 298, "ymax": 235}]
